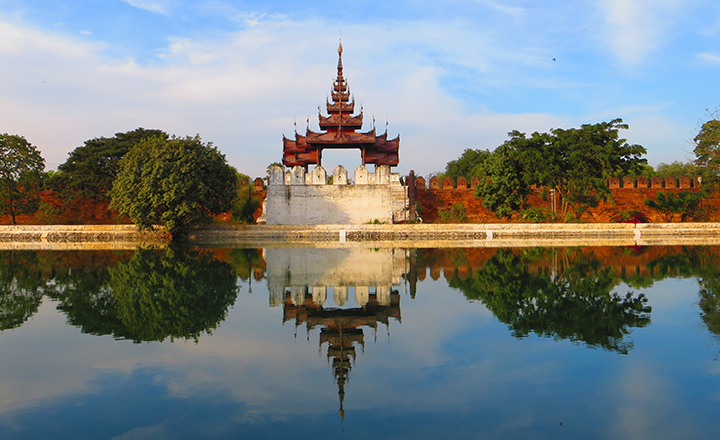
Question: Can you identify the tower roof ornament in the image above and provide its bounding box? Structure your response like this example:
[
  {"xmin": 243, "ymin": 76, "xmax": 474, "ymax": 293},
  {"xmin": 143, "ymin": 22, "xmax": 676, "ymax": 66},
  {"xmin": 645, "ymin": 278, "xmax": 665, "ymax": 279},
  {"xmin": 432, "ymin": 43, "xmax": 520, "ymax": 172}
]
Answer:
[{"xmin": 282, "ymin": 42, "xmax": 400, "ymax": 170}]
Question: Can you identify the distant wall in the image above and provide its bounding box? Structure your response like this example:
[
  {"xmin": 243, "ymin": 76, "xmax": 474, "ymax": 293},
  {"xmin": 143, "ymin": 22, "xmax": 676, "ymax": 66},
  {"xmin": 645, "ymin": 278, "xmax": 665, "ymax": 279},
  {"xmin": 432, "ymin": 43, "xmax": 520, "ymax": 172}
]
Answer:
[{"xmin": 413, "ymin": 175, "xmax": 718, "ymax": 223}]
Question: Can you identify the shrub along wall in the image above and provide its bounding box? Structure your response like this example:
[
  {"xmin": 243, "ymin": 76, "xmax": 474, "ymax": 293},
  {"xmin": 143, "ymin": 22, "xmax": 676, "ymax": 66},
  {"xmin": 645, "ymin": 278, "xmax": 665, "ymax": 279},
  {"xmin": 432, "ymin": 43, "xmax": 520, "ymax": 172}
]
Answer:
[{"xmin": 414, "ymin": 175, "xmax": 720, "ymax": 223}]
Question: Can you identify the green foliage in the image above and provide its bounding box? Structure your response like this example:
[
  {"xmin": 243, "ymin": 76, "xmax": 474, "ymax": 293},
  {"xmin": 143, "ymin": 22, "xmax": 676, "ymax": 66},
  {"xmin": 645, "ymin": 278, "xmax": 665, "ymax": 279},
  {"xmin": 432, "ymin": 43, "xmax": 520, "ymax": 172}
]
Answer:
[
  {"xmin": 654, "ymin": 161, "xmax": 701, "ymax": 178},
  {"xmin": 518, "ymin": 119, "xmax": 647, "ymax": 219},
  {"xmin": 0, "ymin": 251, "xmax": 45, "ymax": 331},
  {"xmin": 643, "ymin": 190, "xmax": 705, "ymax": 222},
  {"xmin": 445, "ymin": 148, "xmax": 492, "ymax": 179},
  {"xmin": 520, "ymin": 207, "xmax": 555, "ymax": 223},
  {"xmin": 610, "ymin": 210, "xmax": 649, "ymax": 224},
  {"xmin": 109, "ymin": 246, "xmax": 238, "ymax": 342},
  {"xmin": 110, "ymin": 135, "xmax": 238, "ymax": 237},
  {"xmin": 232, "ymin": 196, "xmax": 261, "ymax": 224},
  {"xmin": 232, "ymin": 176, "xmax": 260, "ymax": 224},
  {"xmin": 448, "ymin": 249, "xmax": 652, "ymax": 354},
  {"xmin": 0, "ymin": 134, "xmax": 45, "ymax": 224},
  {"xmin": 438, "ymin": 202, "xmax": 468, "ymax": 223},
  {"xmin": 694, "ymin": 110, "xmax": 720, "ymax": 187},
  {"xmin": 55, "ymin": 128, "xmax": 168, "ymax": 201},
  {"xmin": 474, "ymin": 144, "xmax": 531, "ymax": 219}
]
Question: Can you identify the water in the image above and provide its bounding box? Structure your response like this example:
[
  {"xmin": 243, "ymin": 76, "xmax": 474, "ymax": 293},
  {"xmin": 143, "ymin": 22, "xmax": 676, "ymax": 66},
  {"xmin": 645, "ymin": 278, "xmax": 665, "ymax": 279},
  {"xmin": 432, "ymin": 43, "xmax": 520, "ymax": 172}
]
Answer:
[{"xmin": 0, "ymin": 245, "xmax": 719, "ymax": 439}]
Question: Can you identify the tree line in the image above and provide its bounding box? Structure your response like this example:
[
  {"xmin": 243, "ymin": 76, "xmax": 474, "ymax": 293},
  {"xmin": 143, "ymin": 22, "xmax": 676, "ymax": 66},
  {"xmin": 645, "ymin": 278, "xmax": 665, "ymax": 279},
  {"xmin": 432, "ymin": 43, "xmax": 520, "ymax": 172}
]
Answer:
[
  {"xmin": 440, "ymin": 114, "xmax": 720, "ymax": 222},
  {"xmin": 0, "ymin": 128, "xmax": 259, "ymax": 238}
]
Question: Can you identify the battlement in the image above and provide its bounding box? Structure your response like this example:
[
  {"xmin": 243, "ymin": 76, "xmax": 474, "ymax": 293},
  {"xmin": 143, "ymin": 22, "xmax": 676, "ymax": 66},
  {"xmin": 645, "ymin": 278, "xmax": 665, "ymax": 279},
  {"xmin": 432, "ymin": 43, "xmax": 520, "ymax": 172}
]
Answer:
[
  {"xmin": 413, "ymin": 175, "xmax": 702, "ymax": 190},
  {"xmin": 268, "ymin": 165, "xmax": 403, "ymax": 187},
  {"xmin": 265, "ymin": 165, "xmax": 408, "ymax": 225}
]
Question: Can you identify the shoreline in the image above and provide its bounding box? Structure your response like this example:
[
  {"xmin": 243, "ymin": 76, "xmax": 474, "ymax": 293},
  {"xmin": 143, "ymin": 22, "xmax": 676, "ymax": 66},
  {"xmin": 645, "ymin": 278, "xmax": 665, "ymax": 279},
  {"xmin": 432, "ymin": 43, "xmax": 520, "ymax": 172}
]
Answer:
[{"xmin": 1, "ymin": 223, "xmax": 718, "ymax": 249}]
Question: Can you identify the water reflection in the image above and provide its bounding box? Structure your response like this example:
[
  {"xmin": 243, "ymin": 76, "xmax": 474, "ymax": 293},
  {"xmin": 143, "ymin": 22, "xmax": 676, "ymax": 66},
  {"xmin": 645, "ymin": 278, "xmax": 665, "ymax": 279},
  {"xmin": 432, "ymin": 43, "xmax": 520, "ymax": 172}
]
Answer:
[
  {"xmin": 2, "ymin": 245, "xmax": 720, "ymax": 438},
  {"xmin": 268, "ymin": 248, "xmax": 404, "ymax": 419},
  {"xmin": 34, "ymin": 247, "xmax": 237, "ymax": 342},
  {"xmin": 0, "ymin": 251, "xmax": 44, "ymax": 331},
  {"xmin": 444, "ymin": 248, "xmax": 652, "ymax": 353}
]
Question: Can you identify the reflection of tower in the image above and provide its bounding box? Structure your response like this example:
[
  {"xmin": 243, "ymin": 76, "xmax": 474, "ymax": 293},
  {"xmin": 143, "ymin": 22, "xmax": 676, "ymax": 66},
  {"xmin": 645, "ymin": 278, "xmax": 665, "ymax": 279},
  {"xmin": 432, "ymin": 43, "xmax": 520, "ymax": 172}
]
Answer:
[{"xmin": 283, "ymin": 288, "xmax": 401, "ymax": 421}]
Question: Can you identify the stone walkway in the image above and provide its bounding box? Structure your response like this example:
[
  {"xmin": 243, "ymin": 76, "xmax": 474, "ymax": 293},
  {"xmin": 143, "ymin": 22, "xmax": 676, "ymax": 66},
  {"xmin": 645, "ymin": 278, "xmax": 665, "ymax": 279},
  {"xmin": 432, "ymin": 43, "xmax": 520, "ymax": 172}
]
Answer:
[{"xmin": 1, "ymin": 223, "xmax": 719, "ymax": 249}]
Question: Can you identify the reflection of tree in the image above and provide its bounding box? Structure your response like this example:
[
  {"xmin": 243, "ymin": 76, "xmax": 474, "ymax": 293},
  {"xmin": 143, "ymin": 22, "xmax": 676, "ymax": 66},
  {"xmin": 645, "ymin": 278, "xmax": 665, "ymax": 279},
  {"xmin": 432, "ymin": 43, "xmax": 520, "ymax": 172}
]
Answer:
[
  {"xmin": 449, "ymin": 249, "xmax": 651, "ymax": 354},
  {"xmin": 48, "ymin": 263, "xmax": 123, "ymax": 336},
  {"xmin": 109, "ymin": 246, "xmax": 237, "ymax": 342},
  {"xmin": 0, "ymin": 251, "xmax": 45, "ymax": 331},
  {"xmin": 227, "ymin": 248, "xmax": 264, "ymax": 281}
]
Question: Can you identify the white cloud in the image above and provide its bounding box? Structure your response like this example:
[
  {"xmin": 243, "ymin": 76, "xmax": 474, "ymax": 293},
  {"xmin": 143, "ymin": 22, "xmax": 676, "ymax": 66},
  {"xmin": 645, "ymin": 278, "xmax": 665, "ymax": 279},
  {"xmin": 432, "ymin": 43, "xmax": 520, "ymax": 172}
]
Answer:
[
  {"xmin": 698, "ymin": 52, "xmax": 720, "ymax": 63},
  {"xmin": 598, "ymin": 0, "xmax": 685, "ymax": 64},
  {"xmin": 0, "ymin": 6, "xmax": 700, "ymax": 177},
  {"xmin": 119, "ymin": 0, "xmax": 172, "ymax": 15}
]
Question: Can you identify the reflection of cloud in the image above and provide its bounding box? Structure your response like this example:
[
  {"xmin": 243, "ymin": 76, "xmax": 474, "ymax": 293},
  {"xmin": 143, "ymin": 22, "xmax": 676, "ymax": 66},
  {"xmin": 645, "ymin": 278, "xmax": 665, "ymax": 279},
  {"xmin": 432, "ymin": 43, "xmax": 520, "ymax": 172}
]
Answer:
[
  {"xmin": 111, "ymin": 424, "xmax": 169, "ymax": 440},
  {"xmin": 612, "ymin": 361, "xmax": 702, "ymax": 440}
]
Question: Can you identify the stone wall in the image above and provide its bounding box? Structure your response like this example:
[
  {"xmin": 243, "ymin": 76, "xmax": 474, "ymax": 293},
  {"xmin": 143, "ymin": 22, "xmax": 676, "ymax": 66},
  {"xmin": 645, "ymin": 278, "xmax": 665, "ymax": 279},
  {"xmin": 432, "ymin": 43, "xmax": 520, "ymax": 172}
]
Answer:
[
  {"xmin": 264, "ymin": 165, "xmax": 408, "ymax": 225},
  {"xmin": 414, "ymin": 175, "xmax": 717, "ymax": 223}
]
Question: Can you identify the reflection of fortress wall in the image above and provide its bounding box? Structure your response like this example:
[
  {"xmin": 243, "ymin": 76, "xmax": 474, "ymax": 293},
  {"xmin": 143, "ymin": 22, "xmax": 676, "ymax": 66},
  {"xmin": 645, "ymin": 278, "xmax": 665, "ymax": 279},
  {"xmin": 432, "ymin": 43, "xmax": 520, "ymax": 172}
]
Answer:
[
  {"xmin": 414, "ymin": 246, "xmax": 717, "ymax": 283},
  {"xmin": 265, "ymin": 165, "xmax": 408, "ymax": 225},
  {"xmin": 266, "ymin": 247, "xmax": 407, "ymax": 307}
]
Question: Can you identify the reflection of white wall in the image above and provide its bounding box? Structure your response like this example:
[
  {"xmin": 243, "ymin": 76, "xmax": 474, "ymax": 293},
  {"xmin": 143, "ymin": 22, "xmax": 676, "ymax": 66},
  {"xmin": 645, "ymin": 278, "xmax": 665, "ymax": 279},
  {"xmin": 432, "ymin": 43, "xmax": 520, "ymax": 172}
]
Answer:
[
  {"xmin": 355, "ymin": 286, "xmax": 369, "ymax": 306},
  {"xmin": 267, "ymin": 248, "xmax": 403, "ymax": 288}
]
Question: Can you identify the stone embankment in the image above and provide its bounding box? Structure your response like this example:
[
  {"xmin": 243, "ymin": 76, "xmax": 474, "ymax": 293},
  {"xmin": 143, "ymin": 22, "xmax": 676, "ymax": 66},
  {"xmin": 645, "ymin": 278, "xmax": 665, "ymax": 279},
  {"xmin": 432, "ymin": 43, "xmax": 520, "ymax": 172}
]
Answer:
[
  {"xmin": 3, "ymin": 223, "xmax": 719, "ymax": 250},
  {"xmin": 190, "ymin": 223, "xmax": 720, "ymax": 248},
  {"xmin": 0, "ymin": 225, "xmax": 170, "ymax": 250}
]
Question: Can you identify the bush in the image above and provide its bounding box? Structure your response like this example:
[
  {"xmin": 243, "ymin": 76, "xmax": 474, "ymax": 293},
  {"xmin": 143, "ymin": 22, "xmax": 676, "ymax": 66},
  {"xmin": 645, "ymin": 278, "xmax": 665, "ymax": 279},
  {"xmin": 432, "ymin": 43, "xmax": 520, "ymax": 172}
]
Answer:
[
  {"xmin": 520, "ymin": 207, "xmax": 555, "ymax": 223},
  {"xmin": 610, "ymin": 210, "xmax": 649, "ymax": 224},
  {"xmin": 643, "ymin": 191, "xmax": 704, "ymax": 222},
  {"xmin": 438, "ymin": 202, "xmax": 468, "ymax": 223}
]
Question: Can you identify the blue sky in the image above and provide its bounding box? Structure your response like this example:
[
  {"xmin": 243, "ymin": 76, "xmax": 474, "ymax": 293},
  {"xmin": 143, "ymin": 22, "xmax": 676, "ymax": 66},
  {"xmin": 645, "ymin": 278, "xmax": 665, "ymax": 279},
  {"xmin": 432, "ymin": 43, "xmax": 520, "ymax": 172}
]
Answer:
[{"xmin": 1, "ymin": 0, "xmax": 719, "ymax": 177}]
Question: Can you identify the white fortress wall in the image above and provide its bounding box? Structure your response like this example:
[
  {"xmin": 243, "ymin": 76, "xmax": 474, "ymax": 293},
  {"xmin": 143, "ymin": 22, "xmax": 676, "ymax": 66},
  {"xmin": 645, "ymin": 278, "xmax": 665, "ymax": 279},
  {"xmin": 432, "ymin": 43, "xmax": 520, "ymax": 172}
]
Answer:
[{"xmin": 266, "ymin": 165, "xmax": 408, "ymax": 225}]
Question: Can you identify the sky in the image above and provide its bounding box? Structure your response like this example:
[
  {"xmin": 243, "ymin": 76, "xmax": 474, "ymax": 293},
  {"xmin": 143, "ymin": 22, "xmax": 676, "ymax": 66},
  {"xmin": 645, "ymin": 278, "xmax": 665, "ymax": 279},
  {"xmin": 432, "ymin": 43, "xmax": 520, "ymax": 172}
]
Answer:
[{"xmin": 1, "ymin": 0, "xmax": 719, "ymax": 178}]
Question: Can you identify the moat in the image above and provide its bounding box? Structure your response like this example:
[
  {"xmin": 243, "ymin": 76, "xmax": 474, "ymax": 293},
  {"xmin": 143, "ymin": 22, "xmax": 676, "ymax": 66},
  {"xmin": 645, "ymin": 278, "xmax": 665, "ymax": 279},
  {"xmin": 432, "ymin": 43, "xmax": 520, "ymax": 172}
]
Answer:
[{"xmin": 1, "ymin": 244, "xmax": 719, "ymax": 439}]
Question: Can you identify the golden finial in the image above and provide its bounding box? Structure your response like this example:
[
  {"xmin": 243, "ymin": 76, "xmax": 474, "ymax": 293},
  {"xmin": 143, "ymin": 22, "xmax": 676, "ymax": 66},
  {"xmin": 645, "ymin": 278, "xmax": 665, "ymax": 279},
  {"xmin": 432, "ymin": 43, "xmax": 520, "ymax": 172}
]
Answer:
[{"xmin": 338, "ymin": 40, "xmax": 343, "ymax": 55}]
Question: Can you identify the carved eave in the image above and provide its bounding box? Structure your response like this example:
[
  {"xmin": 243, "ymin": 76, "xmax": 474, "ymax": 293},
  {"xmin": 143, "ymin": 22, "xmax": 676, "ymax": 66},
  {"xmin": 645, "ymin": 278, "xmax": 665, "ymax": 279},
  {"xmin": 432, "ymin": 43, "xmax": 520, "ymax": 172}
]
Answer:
[
  {"xmin": 318, "ymin": 113, "xmax": 364, "ymax": 129},
  {"xmin": 326, "ymin": 100, "xmax": 355, "ymax": 113},
  {"xmin": 331, "ymin": 90, "xmax": 351, "ymax": 102},
  {"xmin": 306, "ymin": 128, "xmax": 377, "ymax": 144}
]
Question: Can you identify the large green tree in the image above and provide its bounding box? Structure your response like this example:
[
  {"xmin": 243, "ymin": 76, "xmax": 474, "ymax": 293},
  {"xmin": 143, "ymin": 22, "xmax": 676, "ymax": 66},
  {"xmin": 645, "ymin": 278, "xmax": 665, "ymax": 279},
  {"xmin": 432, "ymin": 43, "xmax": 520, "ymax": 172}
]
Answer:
[
  {"xmin": 694, "ymin": 111, "xmax": 720, "ymax": 186},
  {"xmin": 520, "ymin": 119, "xmax": 647, "ymax": 219},
  {"xmin": 54, "ymin": 128, "xmax": 168, "ymax": 201},
  {"xmin": 474, "ymin": 144, "xmax": 532, "ymax": 219},
  {"xmin": 445, "ymin": 148, "xmax": 492, "ymax": 180},
  {"xmin": 110, "ymin": 135, "xmax": 237, "ymax": 237},
  {"xmin": 0, "ymin": 134, "xmax": 45, "ymax": 224}
]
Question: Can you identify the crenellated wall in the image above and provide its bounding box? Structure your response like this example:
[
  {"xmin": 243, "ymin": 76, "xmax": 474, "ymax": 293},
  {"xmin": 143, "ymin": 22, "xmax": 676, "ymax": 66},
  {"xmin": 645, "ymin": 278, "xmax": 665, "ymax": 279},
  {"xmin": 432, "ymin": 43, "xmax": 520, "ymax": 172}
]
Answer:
[
  {"xmin": 263, "ymin": 165, "xmax": 408, "ymax": 225},
  {"xmin": 413, "ymin": 175, "xmax": 717, "ymax": 223}
]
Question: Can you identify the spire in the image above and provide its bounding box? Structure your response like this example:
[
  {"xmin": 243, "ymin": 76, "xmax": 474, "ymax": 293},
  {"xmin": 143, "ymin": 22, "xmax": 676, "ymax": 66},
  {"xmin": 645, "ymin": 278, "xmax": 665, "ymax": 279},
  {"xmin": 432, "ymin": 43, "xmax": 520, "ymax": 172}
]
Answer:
[{"xmin": 336, "ymin": 40, "xmax": 345, "ymax": 84}]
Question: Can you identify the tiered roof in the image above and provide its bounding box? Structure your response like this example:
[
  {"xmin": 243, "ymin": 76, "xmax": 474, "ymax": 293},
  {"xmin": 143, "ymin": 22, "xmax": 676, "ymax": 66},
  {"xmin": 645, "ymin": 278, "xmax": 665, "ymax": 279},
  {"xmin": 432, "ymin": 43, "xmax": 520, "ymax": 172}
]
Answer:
[{"xmin": 282, "ymin": 42, "xmax": 400, "ymax": 170}]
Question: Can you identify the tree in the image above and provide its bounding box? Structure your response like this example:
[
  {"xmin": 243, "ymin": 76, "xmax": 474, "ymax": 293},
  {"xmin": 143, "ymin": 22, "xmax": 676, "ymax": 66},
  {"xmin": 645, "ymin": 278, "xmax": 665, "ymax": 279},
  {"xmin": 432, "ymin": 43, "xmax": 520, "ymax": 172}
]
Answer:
[
  {"xmin": 54, "ymin": 128, "xmax": 168, "ymax": 201},
  {"xmin": 694, "ymin": 110, "xmax": 720, "ymax": 186},
  {"xmin": 654, "ymin": 161, "xmax": 701, "ymax": 178},
  {"xmin": 474, "ymin": 144, "xmax": 532, "ymax": 219},
  {"xmin": 520, "ymin": 119, "xmax": 647, "ymax": 219},
  {"xmin": 445, "ymin": 148, "xmax": 492, "ymax": 179},
  {"xmin": 110, "ymin": 135, "xmax": 238, "ymax": 237},
  {"xmin": 643, "ymin": 190, "xmax": 705, "ymax": 222},
  {"xmin": 0, "ymin": 134, "xmax": 45, "ymax": 224}
]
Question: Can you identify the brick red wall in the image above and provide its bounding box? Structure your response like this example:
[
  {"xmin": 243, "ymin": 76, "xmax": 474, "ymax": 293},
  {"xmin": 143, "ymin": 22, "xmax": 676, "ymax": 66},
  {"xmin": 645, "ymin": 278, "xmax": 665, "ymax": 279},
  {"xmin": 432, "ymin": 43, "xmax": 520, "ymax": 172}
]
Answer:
[{"xmin": 415, "ymin": 176, "xmax": 720, "ymax": 223}]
